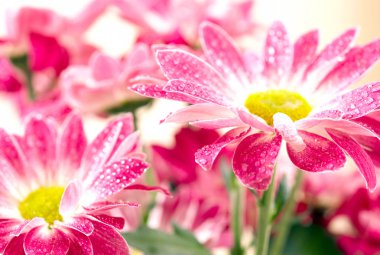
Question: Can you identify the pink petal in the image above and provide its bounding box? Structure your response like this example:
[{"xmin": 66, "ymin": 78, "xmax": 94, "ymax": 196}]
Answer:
[
  {"xmin": 88, "ymin": 221, "xmax": 129, "ymax": 255},
  {"xmin": 0, "ymin": 57, "xmax": 22, "ymax": 92},
  {"xmin": 162, "ymin": 103, "xmax": 236, "ymax": 124},
  {"xmin": 11, "ymin": 218, "xmax": 45, "ymax": 237},
  {"xmin": 200, "ymin": 22, "xmax": 249, "ymax": 87},
  {"xmin": 273, "ymin": 113, "xmax": 305, "ymax": 151},
  {"xmin": 232, "ymin": 133, "xmax": 282, "ymax": 190},
  {"xmin": 107, "ymin": 131, "xmax": 141, "ymax": 163},
  {"xmin": 326, "ymin": 128, "xmax": 377, "ymax": 191},
  {"xmin": 325, "ymin": 82, "xmax": 380, "ymax": 119},
  {"xmin": 263, "ymin": 21, "xmax": 293, "ymax": 83},
  {"xmin": 190, "ymin": 117, "xmax": 244, "ymax": 129},
  {"xmin": 130, "ymin": 82, "xmax": 202, "ymax": 104},
  {"xmin": 303, "ymin": 28, "xmax": 357, "ymax": 77},
  {"xmin": 60, "ymin": 181, "xmax": 82, "ymax": 216},
  {"xmin": 195, "ymin": 127, "xmax": 250, "ymax": 171},
  {"xmin": 90, "ymin": 215, "xmax": 124, "ymax": 230},
  {"xmin": 286, "ymin": 130, "xmax": 346, "ymax": 172},
  {"xmin": 156, "ymin": 49, "xmax": 231, "ymax": 94},
  {"xmin": 65, "ymin": 230, "xmax": 93, "ymax": 255},
  {"xmin": 123, "ymin": 184, "xmax": 170, "ymax": 196},
  {"xmin": 58, "ymin": 114, "xmax": 87, "ymax": 175},
  {"xmin": 90, "ymin": 52, "xmax": 121, "ymax": 81},
  {"xmin": 29, "ymin": 32, "xmax": 70, "ymax": 75},
  {"xmin": 317, "ymin": 39, "xmax": 380, "ymax": 91},
  {"xmin": 236, "ymin": 109, "xmax": 274, "ymax": 132},
  {"xmin": 0, "ymin": 219, "xmax": 23, "ymax": 252},
  {"xmin": 353, "ymin": 115, "xmax": 380, "ymax": 136},
  {"xmin": 23, "ymin": 115, "xmax": 57, "ymax": 178},
  {"xmin": 164, "ymin": 79, "xmax": 232, "ymax": 106},
  {"xmin": 59, "ymin": 217, "xmax": 95, "ymax": 236},
  {"xmin": 24, "ymin": 227, "xmax": 70, "ymax": 255},
  {"xmin": 86, "ymin": 158, "xmax": 148, "ymax": 201},
  {"xmin": 84, "ymin": 201, "xmax": 139, "ymax": 213},
  {"xmin": 291, "ymin": 30, "xmax": 319, "ymax": 75},
  {"xmin": 3, "ymin": 234, "xmax": 25, "ymax": 255},
  {"xmin": 0, "ymin": 156, "xmax": 27, "ymax": 199}
]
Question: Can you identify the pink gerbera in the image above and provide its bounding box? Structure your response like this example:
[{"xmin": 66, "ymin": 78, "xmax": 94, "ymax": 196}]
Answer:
[
  {"xmin": 132, "ymin": 21, "xmax": 380, "ymax": 191},
  {"xmin": 0, "ymin": 113, "xmax": 149, "ymax": 254}
]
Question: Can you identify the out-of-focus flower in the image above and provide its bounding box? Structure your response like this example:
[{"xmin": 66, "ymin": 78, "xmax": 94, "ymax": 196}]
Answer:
[
  {"xmin": 0, "ymin": 113, "xmax": 149, "ymax": 254},
  {"xmin": 132, "ymin": 21, "xmax": 380, "ymax": 191},
  {"xmin": 0, "ymin": 57, "xmax": 22, "ymax": 92},
  {"xmin": 113, "ymin": 0, "xmax": 255, "ymax": 45},
  {"xmin": 61, "ymin": 44, "xmax": 158, "ymax": 113},
  {"xmin": 328, "ymin": 188, "xmax": 380, "ymax": 255}
]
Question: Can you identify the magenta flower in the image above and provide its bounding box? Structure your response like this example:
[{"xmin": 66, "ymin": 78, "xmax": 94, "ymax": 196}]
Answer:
[
  {"xmin": 0, "ymin": 113, "xmax": 148, "ymax": 254},
  {"xmin": 132, "ymin": 21, "xmax": 380, "ymax": 191}
]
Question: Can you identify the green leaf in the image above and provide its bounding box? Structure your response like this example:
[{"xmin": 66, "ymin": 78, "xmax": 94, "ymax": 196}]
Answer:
[
  {"xmin": 106, "ymin": 98, "xmax": 153, "ymax": 115},
  {"xmin": 271, "ymin": 175, "xmax": 288, "ymax": 221},
  {"xmin": 280, "ymin": 223, "xmax": 343, "ymax": 255},
  {"xmin": 10, "ymin": 54, "xmax": 35, "ymax": 100},
  {"xmin": 123, "ymin": 226, "xmax": 211, "ymax": 255}
]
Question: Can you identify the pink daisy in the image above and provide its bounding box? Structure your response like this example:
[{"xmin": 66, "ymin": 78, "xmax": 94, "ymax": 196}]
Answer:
[
  {"xmin": 132, "ymin": 21, "xmax": 380, "ymax": 191},
  {"xmin": 0, "ymin": 113, "xmax": 149, "ymax": 254}
]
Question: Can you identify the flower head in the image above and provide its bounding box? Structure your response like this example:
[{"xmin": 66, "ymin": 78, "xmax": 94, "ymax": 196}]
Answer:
[
  {"xmin": 0, "ymin": 113, "xmax": 148, "ymax": 254},
  {"xmin": 132, "ymin": 21, "xmax": 380, "ymax": 191}
]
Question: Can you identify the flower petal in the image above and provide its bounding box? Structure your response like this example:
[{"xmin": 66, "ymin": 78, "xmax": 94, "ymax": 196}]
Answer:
[
  {"xmin": 164, "ymin": 79, "xmax": 232, "ymax": 106},
  {"xmin": 84, "ymin": 201, "xmax": 139, "ymax": 213},
  {"xmin": 90, "ymin": 215, "xmax": 124, "ymax": 230},
  {"xmin": 0, "ymin": 219, "xmax": 23, "ymax": 252},
  {"xmin": 156, "ymin": 49, "xmax": 231, "ymax": 94},
  {"xmin": 3, "ymin": 234, "xmax": 25, "ymax": 255},
  {"xmin": 24, "ymin": 227, "xmax": 70, "ymax": 255},
  {"xmin": 232, "ymin": 133, "xmax": 282, "ymax": 190},
  {"xmin": 273, "ymin": 113, "xmax": 305, "ymax": 151},
  {"xmin": 88, "ymin": 220, "xmax": 129, "ymax": 255},
  {"xmin": 326, "ymin": 128, "xmax": 377, "ymax": 191},
  {"xmin": 318, "ymin": 39, "xmax": 380, "ymax": 91},
  {"xmin": 263, "ymin": 21, "xmax": 293, "ymax": 83},
  {"xmin": 195, "ymin": 127, "xmax": 251, "ymax": 171},
  {"xmin": 59, "ymin": 217, "xmax": 95, "ymax": 236},
  {"xmin": 286, "ymin": 130, "xmax": 346, "ymax": 172},
  {"xmin": 236, "ymin": 109, "xmax": 274, "ymax": 132},
  {"xmin": 190, "ymin": 117, "xmax": 244, "ymax": 129},
  {"xmin": 65, "ymin": 229, "xmax": 93, "ymax": 255},
  {"xmin": 60, "ymin": 180, "xmax": 82, "ymax": 216},
  {"xmin": 85, "ymin": 158, "xmax": 148, "ymax": 201},
  {"xmin": 200, "ymin": 22, "xmax": 249, "ymax": 87},
  {"xmin": 291, "ymin": 30, "xmax": 319, "ymax": 75},
  {"xmin": 303, "ymin": 28, "xmax": 357, "ymax": 77}
]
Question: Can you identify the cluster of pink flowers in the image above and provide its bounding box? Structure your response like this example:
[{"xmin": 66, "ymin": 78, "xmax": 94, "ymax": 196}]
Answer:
[{"xmin": 1, "ymin": 0, "xmax": 380, "ymax": 254}]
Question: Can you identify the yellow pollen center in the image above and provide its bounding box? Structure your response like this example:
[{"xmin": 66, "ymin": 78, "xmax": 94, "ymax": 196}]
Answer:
[
  {"xmin": 18, "ymin": 186, "xmax": 65, "ymax": 225},
  {"xmin": 244, "ymin": 89, "xmax": 312, "ymax": 125}
]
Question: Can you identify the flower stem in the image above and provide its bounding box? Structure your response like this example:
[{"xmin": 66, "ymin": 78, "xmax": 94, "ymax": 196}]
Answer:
[
  {"xmin": 230, "ymin": 181, "xmax": 244, "ymax": 255},
  {"xmin": 271, "ymin": 171, "xmax": 303, "ymax": 255},
  {"xmin": 256, "ymin": 168, "xmax": 277, "ymax": 255}
]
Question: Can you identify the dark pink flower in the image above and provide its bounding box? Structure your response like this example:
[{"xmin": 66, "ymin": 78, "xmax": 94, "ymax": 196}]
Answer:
[
  {"xmin": 113, "ymin": 0, "xmax": 255, "ymax": 45},
  {"xmin": 0, "ymin": 57, "xmax": 22, "ymax": 92},
  {"xmin": 132, "ymin": 21, "xmax": 380, "ymax": 191},
  {"xmin": 0, "ymin": 113, "xmax": 148, "ymax": 254}
]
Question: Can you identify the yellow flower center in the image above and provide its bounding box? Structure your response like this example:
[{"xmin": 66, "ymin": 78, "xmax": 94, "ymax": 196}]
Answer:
[
  {"xmin": 18, "ymin": 186, "xmax": 65, "ymax": 225},
  {"xmin": 244, "ymin": 89, "xmax": 312, "ymax": 126}
]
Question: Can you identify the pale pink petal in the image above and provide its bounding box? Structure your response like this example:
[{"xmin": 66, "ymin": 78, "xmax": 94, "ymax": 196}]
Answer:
[
  {"xmin": 130, "ymin": 82, "xmax": 202, "ymax": 104},
  {"xmin": 263, "ymin": 22, "xmax": 293, "ymax": 83},
  {"xmin": 60, "ymin": 181, "xmax": 83, "ymax": 216},
  {"xmin": 291, "ymin": 30, "xmax": 319, "ymax": 75},
  {"xmin": 88, "ymin": 220, "xmax": 129, "ymax": 255},
  {"xmin": 10, "ymin": 218, "xmax": 45, "ymax": 237},
  {"xmin": 236, "ymin": 109, "xmax": 274, "ymax": 132},
  {"xmin": 324, "ymin": 82, "xmax": 380, "ymax": 119},
  {"xmin": 0, "ymin": 157, "xmax": 28, "ymax": 198},
  {"xmin": 23, "ymin": 115, "xmax": 57, "ymax": 176},
  {"xmin": 0, "ymin": 219, "xmax": 23, "ymax": 252},
  {"xmin": 190, "ymin": 117, "xmax": 244, "ymax": 129},
  {"xmin": 86, "ymin": 158, "xmax": 148, "ymax": 201},
  {"xmin": 164, "ymin": 79, "xmax": 232, "ymax": 106},
  {"xmin": 59, "ymin": 217, "xmax": 94, "ymax": 236},
  {"xmin": 309, "ymin": 109, "xmax": 344, "ymax": 119},
  {"xmin": 90, "ymin": 215, "xmax": 124, "ymax": 230},
  {"xmin": 58, "ymin": 114, "xmax": 87, "ymax": 174},
  {"xmin": 90, "ymin": 52, "xmax": 121, "ymax": 81},
  {"xmin": 24, "ymin": 227, "xmax": 70, "ymax": 255},
  {"xmin": 3, "ymin": 234, "xmax": 25, "ymax": 255},
  {"xmin": 273, "ymin": 113, "xmax": 305, "ymax": 151},
  {"xmin": 65, "ymin": 230, "xmax": 93, "ymax": 255},
  {"xmin": 108, "ymin": 131, "xmax": 141, "ymax": 163},
  {"xmin": 232, "ymin": 133, "xmax": 282, "ymax": 190},
  {"xmin": 156, "ymin": 49, "xmax": 232, "ymax": 94},
  {"xmin": 286, "ymin": 130, "xmax": 346, "ymax": 172},
  {"xmin": 195, "ymin": 127, "xmax": 251, "ymax": 171},
  {"xmin": 200, "ymin": 22, "xmax": 249, "ymax": 87},
  {"xmin": 84, "ymin": 201, "xmax": 139, "ymax": 213},
  {"xmin": 317, "ymin": 39, "xmax": 380, "ymax": 91},
  {"xmin": 303, "ymin": 28, "xmax": 357, "ymax": 77},
  {"xmin": 326, "ymin": 128, "xmax": 377, "ymax": 191},
  {"xmin": 162, "ymin": 103, "xmax": 236, "ymax": 124}
]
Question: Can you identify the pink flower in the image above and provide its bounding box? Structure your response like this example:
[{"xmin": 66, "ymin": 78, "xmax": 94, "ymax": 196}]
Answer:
[
  {"xmin": 0, "ymin": 57, "xmax": 22, "ymax": 92},
  {"xmin": 113, "ymin": 0, "xmax": 255, "ymax": 45},
  {"xmin": 329, "ymin": 188, "xmax": 380, "ymax": 255},
  {"xmin": 0, "ymin": 113, "xmax": 149, "ymax": 254},
  {"xmin": 132, "ymin": 21, "xmax": 380, "ymax": 191},
  {"xmin": 61, "ymin": 44, "xmax": 158, "ymax": 113}
]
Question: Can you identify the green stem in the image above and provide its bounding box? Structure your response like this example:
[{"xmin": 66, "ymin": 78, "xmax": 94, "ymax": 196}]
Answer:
[
  {"xmin": 256, "ymin": 168, "xmax": 277, "ymax": 255},
  {"xmin": 230, "ymin": 182, "xmax": 244, "ymax": 255},
  {"xmin": 271, "ymin": 171, "xmax": 303, "ymax": 255}
]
